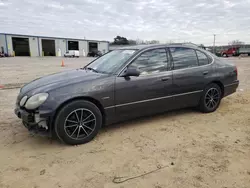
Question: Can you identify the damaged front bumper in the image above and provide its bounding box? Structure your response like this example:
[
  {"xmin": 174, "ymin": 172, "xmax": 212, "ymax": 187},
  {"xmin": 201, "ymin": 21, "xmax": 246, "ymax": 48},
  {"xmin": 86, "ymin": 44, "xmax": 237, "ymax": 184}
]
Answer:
[{"xmin": 15, "ymin": 107, "xmax": 53, "ymax": 137}]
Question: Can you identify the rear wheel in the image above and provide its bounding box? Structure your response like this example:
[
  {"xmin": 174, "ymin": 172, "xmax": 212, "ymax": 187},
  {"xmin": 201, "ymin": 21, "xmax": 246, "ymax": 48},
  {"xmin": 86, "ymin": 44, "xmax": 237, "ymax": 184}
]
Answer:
[
  {"xmin": 199, "ymin": 83, "xmax": 222, "ymax": 113},
  {"xmin": 54, "ymin": 100, "xmax": 102, "ymax": 145}
]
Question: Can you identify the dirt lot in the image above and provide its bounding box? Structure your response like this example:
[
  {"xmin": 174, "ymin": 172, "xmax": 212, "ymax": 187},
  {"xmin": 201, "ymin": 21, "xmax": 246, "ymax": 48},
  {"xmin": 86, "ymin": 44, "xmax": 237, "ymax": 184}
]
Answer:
[
  {"xmin": 0, "ymin": 57, "xmax": 250, "ymax": 188},
  {"xmin": 0, "ymin": 57, "xmax": 94, "ymax": 88}
]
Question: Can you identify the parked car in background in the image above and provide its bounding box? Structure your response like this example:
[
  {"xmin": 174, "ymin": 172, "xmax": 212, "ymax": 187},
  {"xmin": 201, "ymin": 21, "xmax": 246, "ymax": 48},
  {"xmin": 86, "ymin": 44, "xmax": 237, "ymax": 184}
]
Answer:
[
  {"xmin": 0, "ymin": 47, "xmax": 6, "ymax": 57},
  {"xmin": 221, "ymin": 47, "xmax": 250, "ymax": 57},
  {"xmin": 15, "ymin": 44, "xmax": 239, "ymax": 145},
  {"xmin": 0, "ymin": 52, "xmax": 5, "ymax": 57},
  {"xmin": 221, "ymin": 47, "xmax": 238, "ymax": 57},
  {"xmin": 64, "ymin": 50, "xmax": 79, "ymax": 58},
  {"xmin": 237, "ymin": 47, "xmax": 250, "ymax": 56},
  {"xmin": 87, "ymin": 50, "xmax": 102, "ymax": 57}
]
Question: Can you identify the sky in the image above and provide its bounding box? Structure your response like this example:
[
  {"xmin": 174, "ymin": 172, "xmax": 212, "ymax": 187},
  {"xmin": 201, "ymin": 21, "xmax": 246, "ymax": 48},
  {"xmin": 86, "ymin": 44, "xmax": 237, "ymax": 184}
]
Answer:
[{"xmin": 1, "ymin": 0, "xmax": 250, "ymax": 45}]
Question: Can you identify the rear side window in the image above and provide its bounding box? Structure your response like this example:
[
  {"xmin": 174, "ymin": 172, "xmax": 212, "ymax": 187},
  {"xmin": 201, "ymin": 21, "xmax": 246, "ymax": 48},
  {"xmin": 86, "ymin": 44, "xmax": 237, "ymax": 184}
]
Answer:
[
  {"xmin": 170, "ymin": 47, "xmax": 198, "ymax": 70},
  {"xmin": 196, "ymin": 50, "xmax": 209, "ymax": 66}
]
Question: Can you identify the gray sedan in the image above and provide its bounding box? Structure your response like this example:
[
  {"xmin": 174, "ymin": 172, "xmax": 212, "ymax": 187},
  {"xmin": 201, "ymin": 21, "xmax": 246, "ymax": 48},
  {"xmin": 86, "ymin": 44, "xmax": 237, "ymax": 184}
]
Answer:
[{"xmin": 15, "ymin": 44, "xmax": 239, "ymax": 145}]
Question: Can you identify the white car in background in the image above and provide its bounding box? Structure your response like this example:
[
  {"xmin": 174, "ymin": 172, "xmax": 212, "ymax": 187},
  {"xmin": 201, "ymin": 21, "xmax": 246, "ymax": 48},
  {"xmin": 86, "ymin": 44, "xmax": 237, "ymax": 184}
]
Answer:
[{"xmin": 64, "ymin": 50, "xmax": 80, "ymax": 58}]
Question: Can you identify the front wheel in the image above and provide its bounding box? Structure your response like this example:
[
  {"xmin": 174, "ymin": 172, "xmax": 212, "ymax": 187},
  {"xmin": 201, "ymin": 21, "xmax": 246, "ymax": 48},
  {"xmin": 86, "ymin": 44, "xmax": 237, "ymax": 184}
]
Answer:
[
  {"xmin": 199, "ymin": 83, "xmax": 222, "ymax": 113},
  {"xmin": 54, "ymin": 100, "xmax": 102, "ymax": 145}
]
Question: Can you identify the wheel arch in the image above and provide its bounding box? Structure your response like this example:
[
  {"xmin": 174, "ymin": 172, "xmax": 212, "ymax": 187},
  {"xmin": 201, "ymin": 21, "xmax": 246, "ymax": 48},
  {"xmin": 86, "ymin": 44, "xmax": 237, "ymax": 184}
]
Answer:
[
  {"xmin": 51, "ymin": 96, "xmax": 106, "ymax": 129},
  {"xmin": 209, "ymin": 80, "xmax": 224, "ymax": 97}
]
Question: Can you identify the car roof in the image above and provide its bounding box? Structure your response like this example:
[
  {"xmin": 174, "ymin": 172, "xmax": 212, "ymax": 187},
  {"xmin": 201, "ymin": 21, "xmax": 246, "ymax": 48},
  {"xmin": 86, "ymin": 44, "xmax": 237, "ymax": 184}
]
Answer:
[{"xmin": 114, "ymin": 43, "xmax": 201, "ymax": 51}]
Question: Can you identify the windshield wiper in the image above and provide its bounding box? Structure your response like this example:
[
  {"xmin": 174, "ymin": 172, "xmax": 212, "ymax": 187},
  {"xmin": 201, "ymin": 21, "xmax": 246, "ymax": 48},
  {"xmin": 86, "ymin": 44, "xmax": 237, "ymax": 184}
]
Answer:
[{"xmin": 86, "ymin": 67, "xmax": 99, "ymax": 73}]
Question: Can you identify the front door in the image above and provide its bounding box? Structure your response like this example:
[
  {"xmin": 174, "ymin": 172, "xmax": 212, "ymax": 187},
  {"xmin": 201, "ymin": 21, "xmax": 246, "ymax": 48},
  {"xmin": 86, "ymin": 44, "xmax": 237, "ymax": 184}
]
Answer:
[{"xmin": 114, "ymin": 48, "xmax": 174, "ymax": 120}]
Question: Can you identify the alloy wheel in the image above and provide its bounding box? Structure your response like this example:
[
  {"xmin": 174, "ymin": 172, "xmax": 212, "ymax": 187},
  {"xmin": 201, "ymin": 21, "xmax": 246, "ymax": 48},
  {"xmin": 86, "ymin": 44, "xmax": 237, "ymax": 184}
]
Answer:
[
  {"xmin": 64, "ymin": 108, "xmax": 96, "ymax": 140},
  {"xmin": 204, "ymin": 88, "xmax": 220, "ymax": 110}
]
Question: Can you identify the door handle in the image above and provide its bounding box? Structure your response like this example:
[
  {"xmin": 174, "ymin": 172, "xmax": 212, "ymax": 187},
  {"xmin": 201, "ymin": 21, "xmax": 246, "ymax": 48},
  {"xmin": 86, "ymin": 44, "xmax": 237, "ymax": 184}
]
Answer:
[
  {"xmin": 161, "ymin": 77, "xmax": 170, "ymax": 81},
  {"xmin": 203, "ymin": 71, "xmax": 209, "ymax": 75}
]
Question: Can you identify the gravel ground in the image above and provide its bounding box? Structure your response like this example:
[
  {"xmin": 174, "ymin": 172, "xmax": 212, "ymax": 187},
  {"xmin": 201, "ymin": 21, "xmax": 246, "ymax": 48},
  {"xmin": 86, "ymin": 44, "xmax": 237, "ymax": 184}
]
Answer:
[
  {"xmin": 0, "ymin": 57, "xmax": 250, "ymax": 188},
  {"xmin": 0, "ymin": 57, "xmax": 94, "ymax": 87}
]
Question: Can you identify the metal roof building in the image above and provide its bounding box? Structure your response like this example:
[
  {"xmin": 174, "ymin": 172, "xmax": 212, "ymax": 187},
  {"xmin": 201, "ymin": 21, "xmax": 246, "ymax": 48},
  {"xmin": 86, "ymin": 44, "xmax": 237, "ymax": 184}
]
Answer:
[{"xmin": 0, "ymin": 33, "xmax": 109, "ymax": 57}]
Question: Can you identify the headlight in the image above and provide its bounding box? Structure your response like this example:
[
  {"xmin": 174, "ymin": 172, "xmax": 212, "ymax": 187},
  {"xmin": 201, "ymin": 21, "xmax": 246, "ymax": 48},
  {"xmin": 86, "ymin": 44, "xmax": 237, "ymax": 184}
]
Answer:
[
  {"xmin": 25, "ymin": 93, "xmax": 49, "ymax": 110},
  {"xmin": 20, "ymin": 96, "xmax": 28, "ymax": 106}
]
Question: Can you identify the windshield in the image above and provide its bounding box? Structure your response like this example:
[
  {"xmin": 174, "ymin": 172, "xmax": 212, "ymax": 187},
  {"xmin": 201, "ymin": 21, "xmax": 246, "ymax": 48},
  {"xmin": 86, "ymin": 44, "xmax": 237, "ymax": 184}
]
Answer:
[{"xmin": 86, "ymin": 49, "xmax": 137, "ymax": 74}]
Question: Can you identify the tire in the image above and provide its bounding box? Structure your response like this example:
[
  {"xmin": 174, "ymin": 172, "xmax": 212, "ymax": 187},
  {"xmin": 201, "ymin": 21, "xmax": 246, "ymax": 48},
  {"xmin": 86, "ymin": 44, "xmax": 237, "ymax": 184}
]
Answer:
[
  {"xmin": 199, "ymin": 83, "xmax": 222, "ymax": 113},
  {"xmin": 54, "ymin": 100, "xmax": 102, "ymax": 145}
]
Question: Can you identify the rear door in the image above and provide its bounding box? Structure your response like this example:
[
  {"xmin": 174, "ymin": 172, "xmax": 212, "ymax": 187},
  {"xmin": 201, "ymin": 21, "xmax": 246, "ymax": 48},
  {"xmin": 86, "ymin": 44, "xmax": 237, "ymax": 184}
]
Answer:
[
  {"xmin": 169, "ymin": 47, "xmax": 213, "ymax": 108},
  {"xmin": 115, "ymin": 48, "xmax": 174, "ymax": 120}
]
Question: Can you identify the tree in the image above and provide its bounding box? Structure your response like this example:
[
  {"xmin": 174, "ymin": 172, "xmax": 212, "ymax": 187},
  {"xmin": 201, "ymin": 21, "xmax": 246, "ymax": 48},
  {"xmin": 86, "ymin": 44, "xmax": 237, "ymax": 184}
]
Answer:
[
  {"xmin": 228, "ymin": 40, "xmax": 244, "ymax": 46},
  {"xmin": 128, "ymin": 40, "xmax": 137, "ymax": 45},
  {"xmin": 112, "ymin": 36, "xmax": 129, "ymax": 45},
  {"xmin": 110, "ymin": 36, "xmax": 160, "ymax": 45},
  {"xmin": 199, "ymin": 44, "xmax": 206, "ymax": 49},
  {"xmin": 147, "ymin": 40, "xmax": 160, "ymax": 44},
  {"xmin": 135, "ymin": 39, "xmax": 160, "ymax": 45}
]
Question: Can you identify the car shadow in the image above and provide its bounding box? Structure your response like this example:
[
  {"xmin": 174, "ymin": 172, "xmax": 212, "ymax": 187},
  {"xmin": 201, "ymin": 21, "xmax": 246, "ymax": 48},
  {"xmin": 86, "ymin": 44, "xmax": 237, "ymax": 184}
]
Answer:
[
  {"xmin": 100, "ymin": 107, "xmax": 200, "ymax": 133},
  {"xmin": 22, "ymin": 108, "xmax": 201, "ymax": 147}
]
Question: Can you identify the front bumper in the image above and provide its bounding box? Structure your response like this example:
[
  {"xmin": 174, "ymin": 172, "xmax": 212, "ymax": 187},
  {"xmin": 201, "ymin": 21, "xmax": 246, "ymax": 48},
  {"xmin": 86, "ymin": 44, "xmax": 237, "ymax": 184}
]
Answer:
[{"xmin": 15, "ymin": 107, "xmax": 53, "ymax": 137}]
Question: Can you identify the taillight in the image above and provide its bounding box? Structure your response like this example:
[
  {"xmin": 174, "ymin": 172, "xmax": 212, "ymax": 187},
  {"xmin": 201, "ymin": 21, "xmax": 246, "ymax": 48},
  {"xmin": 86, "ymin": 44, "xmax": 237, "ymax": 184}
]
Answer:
[{"xmin": 234, "ymin": 66, "xmax": 238, "ymax": 77}]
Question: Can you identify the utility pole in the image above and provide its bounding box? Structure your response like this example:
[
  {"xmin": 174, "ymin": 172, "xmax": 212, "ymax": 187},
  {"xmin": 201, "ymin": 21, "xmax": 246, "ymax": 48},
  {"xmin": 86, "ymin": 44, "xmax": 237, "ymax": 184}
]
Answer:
[{"xmin": 213, "ymin": 34, "xmax": 216, "ymax": 54}]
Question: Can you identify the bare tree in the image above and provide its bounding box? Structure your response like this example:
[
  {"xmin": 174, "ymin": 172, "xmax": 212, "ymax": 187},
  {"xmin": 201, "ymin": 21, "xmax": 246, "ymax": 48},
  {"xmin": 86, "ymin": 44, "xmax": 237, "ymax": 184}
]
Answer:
[
  {"xmin": 136, "ymin": 39, "xmax": 160, "ymax": 44},
  {"xmin": 149, "ymin": 40, "xmax": 160, "ymax": 44},
  {"xmin": 228, "ymin": 40, "xmax": 244, "ymax": 46},
  {"xmin": 128, "ymin": 40, "xmax": 136, "ymax": 45}
]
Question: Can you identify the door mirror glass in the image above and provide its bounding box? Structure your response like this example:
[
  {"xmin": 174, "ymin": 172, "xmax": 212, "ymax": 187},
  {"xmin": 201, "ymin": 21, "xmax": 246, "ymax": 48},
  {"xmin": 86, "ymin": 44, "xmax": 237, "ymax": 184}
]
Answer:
[{"xmin": 121, "ymin": 67, "xmax": 140, "ymax": 77}]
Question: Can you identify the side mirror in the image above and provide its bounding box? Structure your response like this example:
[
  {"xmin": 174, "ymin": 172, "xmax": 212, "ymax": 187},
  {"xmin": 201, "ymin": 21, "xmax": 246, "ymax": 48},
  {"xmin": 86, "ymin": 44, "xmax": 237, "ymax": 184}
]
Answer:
[{"xmin": 121, "ymin": 67, "xmax": 140, "ymax": 77}]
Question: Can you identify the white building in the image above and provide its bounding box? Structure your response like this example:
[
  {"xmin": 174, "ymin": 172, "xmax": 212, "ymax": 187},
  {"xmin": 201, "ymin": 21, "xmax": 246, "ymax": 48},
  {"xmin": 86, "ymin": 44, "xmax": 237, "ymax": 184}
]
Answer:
[{"xmin": 0, "ymin": 33, "xmax": 109, "ymax": 57}]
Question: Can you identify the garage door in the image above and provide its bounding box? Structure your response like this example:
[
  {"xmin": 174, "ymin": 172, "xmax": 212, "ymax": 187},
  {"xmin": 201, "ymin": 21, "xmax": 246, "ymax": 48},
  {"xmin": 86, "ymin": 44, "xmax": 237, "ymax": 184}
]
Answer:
[
  {"xmin": 42, "ymin": 39, "xmax": 56, "ymax": 56},
  {"xmin": 12, "ymin": 37, "xmax": 30, "ymax": 56}
]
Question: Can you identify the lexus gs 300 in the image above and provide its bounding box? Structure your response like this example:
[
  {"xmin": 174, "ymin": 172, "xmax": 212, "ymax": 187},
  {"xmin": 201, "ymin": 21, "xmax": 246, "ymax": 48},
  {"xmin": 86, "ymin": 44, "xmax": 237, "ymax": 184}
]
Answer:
[{"xmin": 15, "ymin": 44, "xmax": 239, "ymax": 145}]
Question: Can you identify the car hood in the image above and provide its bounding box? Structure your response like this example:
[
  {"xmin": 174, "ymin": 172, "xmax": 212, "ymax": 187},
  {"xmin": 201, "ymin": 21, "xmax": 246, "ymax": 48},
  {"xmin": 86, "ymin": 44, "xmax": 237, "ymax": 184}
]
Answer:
[{"xmin": 20, "ymin": 69, "xmax": 108, "ymax": 95}]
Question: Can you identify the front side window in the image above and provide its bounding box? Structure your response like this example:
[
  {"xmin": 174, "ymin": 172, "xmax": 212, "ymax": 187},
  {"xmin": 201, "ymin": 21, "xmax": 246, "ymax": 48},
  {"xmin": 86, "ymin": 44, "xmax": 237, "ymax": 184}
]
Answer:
[
  {"xmin": 86, "ymin": 49, "xmax": 136, "ymax": 74},
  {"xmin": 170, "ymin": 47, "xmax": 198, "ymax": 70},
  {"xmin": 196, "ymin": 50, "xmax": 209, "ymax": 66},
  {"xmin": 129, "ymin": 48, "xmax": 168, "ymax": 75}
]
